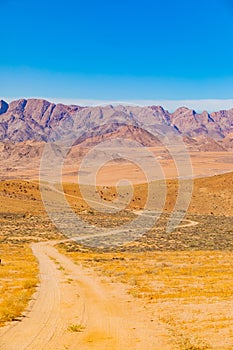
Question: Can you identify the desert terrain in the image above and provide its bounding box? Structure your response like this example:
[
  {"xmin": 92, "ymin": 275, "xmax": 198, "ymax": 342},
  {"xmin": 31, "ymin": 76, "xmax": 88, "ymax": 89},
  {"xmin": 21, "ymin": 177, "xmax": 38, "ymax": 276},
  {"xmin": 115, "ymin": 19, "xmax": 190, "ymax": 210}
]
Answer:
[
  {"xmin": 0, "ymin": 99, "xmax": 233, "ymax": 349},
  {"xmin": 0, "ymin": 169, "xmax": 233, "ymax": 349}
]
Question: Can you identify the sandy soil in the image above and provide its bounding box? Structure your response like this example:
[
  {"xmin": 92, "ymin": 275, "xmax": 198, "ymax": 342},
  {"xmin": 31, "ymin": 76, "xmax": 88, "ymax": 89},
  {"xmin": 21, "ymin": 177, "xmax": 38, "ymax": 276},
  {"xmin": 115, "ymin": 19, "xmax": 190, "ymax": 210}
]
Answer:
[
  {"xmin": 2, "ymin": 150, "xmax": 233, "ymax": 185},
  {"xmin": 0, "ymin": 242, "xmax": 175, "ymax": 350}
]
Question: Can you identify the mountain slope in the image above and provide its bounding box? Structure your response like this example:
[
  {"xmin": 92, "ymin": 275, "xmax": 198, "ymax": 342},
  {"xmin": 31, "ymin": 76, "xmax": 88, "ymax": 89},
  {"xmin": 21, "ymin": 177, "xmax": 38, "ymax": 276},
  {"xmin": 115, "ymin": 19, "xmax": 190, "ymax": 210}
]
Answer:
[{"xmin": 0, "ymin": 98, "xmax": 233, "ymax": 149}]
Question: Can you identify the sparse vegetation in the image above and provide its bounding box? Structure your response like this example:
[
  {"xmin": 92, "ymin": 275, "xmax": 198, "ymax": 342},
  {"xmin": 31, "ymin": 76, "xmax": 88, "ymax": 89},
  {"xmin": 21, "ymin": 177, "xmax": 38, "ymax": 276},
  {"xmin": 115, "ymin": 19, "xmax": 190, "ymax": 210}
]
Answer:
[
  {"xmin": 1, "ymin": 176, "xmax": 233, "ymax": 348},
  {"xmin": 67, "ymin": 323, "xmax": 85, "ymax": 332},
  {"xmin": 58, "ymin": 247, "xmax": 233, "ymax": 349},
  {"xmin": 0, "ymin": 243, "xmax": 38, "ymax": 326}
]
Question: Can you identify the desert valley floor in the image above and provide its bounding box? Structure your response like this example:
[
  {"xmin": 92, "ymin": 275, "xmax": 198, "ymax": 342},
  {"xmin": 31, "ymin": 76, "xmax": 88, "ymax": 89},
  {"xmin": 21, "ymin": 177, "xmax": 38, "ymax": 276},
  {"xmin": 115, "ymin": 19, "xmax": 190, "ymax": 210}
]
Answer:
[{"xmin": 0, "ymin": 152, "xmax": 233, "ymax": 349}]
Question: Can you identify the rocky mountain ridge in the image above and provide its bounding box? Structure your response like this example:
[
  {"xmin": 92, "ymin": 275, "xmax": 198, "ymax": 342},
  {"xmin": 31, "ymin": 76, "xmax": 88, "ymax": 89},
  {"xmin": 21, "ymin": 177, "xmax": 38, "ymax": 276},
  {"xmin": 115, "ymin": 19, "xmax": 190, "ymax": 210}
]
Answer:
[{"xmin": 0, "ymin": 98, "xmax": 233, "ymax": 150}]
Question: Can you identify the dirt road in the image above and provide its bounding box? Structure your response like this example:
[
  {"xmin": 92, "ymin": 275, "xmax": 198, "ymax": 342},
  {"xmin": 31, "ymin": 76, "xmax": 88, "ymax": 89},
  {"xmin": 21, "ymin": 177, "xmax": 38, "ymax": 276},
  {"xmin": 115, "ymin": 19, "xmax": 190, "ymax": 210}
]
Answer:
[{"xmin": 0, "ymin": 242, "xmax": 174, "ymax": 350}]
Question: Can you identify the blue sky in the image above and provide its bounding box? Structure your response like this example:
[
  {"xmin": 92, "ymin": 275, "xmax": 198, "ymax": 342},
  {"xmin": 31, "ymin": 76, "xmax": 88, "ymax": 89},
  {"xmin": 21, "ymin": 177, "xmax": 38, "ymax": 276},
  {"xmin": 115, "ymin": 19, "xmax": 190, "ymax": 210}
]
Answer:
[{"xmin": 1, "ymin": 0, "xmax": 233, "ymax": 109}]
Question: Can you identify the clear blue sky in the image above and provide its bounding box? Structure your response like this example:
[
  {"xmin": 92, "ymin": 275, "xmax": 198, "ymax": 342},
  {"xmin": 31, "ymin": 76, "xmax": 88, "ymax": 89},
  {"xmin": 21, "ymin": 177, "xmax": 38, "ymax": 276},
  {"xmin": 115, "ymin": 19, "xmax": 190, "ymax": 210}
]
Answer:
[{"xmin": 1, "ymin": 0, "xmax": 233, "ymax": 103}]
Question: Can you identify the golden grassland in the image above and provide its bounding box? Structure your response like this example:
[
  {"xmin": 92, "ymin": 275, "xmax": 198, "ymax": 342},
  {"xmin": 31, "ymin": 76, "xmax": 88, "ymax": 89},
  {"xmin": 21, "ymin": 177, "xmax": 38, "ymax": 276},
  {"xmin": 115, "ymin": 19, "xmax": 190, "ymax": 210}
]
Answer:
[
  {"xmin": 58, "ymin": 247, "xmax": 233, "ymax": 349},
  {"xmin": 58, "ymin": 248, "xmax": 233, "ymax": 301},
  {"xmin": 1, "ymin": 173, "xmax": 233, "ymax": 348},
  {"xmin": 0, "ymin": 243, "xmax": 38, "ymax": 326}
]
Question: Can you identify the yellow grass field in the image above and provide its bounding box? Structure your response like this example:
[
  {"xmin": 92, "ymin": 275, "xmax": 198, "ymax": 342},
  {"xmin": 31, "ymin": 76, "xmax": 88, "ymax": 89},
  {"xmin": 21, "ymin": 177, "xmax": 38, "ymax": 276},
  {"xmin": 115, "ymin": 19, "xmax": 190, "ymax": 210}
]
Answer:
[
  {"xmin": 58, "ymin": 247, "xmax": 233, "ymax": 349},
  {"xmin": 0, "ymin": 243, "xmax": 38, "ymax": 326},
  {"xmin": 0, "ymin": 173, "xmax": 233, "ymax": 348}
]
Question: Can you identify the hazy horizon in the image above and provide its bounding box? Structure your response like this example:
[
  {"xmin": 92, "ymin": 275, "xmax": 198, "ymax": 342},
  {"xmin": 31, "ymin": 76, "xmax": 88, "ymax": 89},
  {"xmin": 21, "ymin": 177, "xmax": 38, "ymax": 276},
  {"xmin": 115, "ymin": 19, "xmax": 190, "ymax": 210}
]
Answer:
[{"xmin": 2, "ymin": 96, "xmax": 233, "ymax": 113}]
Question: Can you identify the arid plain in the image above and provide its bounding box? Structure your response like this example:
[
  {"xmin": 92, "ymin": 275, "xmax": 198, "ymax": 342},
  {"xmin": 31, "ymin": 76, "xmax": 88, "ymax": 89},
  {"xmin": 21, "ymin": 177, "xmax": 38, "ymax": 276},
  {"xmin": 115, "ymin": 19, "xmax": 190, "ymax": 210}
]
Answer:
[
  {"xmin": 0, "ymin": 151, "xmax": 233, "ymax": 349},
  {"xmin": 0, "ymin": 99, "xmax": 233, "ymax": 349}
]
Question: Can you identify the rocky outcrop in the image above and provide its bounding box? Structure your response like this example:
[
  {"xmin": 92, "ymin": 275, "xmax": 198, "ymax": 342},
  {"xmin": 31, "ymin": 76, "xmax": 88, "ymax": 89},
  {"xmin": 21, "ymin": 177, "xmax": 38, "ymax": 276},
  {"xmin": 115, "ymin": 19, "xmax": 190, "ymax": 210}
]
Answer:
[
  {"xmin": 0, "ymin": 99, "xmax": 81, "ymax": 142},
  {"xmin": 170, "ymin": 107, "xmax": 225, "ymax": 139}
]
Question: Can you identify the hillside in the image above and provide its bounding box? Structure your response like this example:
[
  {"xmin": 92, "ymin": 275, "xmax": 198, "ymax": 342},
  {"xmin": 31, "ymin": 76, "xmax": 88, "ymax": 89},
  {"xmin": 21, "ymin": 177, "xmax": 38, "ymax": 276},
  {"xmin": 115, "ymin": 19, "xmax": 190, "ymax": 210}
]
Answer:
[{"xmin": 1, "ymin": 171, "xmax": 233, "ymax": 217}]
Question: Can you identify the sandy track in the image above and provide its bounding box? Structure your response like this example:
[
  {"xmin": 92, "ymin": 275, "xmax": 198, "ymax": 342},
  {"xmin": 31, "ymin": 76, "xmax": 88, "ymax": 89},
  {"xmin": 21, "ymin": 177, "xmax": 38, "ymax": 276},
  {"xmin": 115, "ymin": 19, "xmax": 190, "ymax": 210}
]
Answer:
[{"xmin": 0, "ymin": 242, "xmax": 174, "ymax": 350}]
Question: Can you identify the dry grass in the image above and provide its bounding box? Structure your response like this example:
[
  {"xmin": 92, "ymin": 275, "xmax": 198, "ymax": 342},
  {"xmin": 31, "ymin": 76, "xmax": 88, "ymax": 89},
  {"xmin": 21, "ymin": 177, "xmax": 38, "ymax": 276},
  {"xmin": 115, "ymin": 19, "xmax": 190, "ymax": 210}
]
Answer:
[
  {"xmin": 57, "ymin": 249, "xmax": 233, "ymax": 301},
  {"xmin": 0, "ymin": 243, "xmax": 39, "ymax": 326},
  {"xmin": 0, "ymin": 175, "xmax": 233, "ymax": 347},
  {"xmin": 62, "ymin": 171, "xmax": 233, "ymax": 216},
  {"xmin": 67, "ymin": 324, "xmax": 85, "ymax": 333},
  {"xmin": 0, "ymin": 170, "xmax": 233, "ymax": 218},
  {"xmin": 58, "ymin": 247, "xmax": 233, "ymax": 349}
]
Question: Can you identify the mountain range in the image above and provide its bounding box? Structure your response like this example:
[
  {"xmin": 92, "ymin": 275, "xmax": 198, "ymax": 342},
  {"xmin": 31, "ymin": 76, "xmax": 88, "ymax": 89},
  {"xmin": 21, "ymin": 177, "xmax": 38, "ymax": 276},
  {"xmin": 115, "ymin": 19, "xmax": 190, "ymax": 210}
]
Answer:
[{"xmin": 0, "ymin": 98, "xmax": 233, "ymax": 151}]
